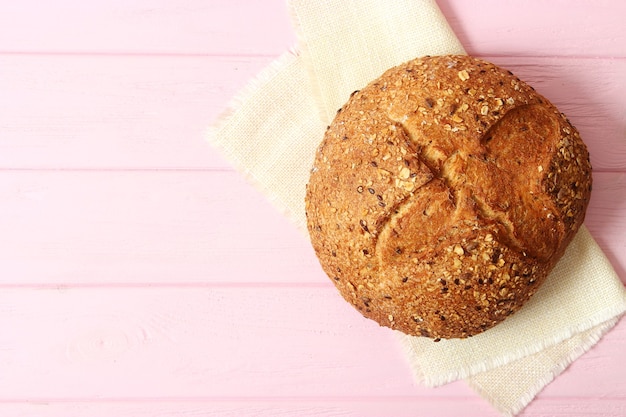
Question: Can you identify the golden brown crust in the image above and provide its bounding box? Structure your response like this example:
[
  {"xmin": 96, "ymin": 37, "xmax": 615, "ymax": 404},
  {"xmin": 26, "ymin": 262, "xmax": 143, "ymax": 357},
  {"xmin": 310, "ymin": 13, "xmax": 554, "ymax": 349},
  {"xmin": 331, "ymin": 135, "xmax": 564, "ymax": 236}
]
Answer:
[{"xmin": 305, "ymin": 55, "xmax": 592, "ymax": 339}]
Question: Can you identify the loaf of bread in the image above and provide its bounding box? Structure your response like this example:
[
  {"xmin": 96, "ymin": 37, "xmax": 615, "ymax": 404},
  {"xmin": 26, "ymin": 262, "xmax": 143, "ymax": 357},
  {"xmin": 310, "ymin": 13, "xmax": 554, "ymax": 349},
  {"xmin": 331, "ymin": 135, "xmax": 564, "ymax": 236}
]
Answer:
[{"xmin": 305, "ymin": 55, "xmax": 591, "ymax": 339}]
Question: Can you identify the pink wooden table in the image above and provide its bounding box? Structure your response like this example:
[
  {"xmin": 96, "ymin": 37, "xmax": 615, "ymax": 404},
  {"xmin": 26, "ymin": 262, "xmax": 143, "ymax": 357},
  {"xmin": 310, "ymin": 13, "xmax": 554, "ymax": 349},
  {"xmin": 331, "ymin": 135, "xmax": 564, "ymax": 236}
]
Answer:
[{"xmin": 1, "ymin": 1, "xmax": 625, "ymax": 416}]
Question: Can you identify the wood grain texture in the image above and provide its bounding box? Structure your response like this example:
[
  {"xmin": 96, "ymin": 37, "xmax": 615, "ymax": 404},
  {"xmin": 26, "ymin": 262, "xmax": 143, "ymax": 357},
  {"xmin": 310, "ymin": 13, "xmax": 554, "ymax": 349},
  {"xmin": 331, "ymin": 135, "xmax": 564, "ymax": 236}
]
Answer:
[
  {"xmin": 0, "ymin": 399, "xmax": 503, "ymax": 417},
  {"xmin": 0, "ymin": 0, "xmax": 296, "ymax": 55},
  {"xmin": 0, "ymin": 54, "xmax": 272, "ymax": 169},
  {"xmin": 0, "ymin": 170, "xmax": 319, "ymax": 285},
  {"xmin": 0, "ymin": 0, "xmax": 625, "ymax": 416},
  {"xmin": 1, "ymin": 0, "xmax": 624, "ymax": 57},
  {"xmin": 4, "ymin": 399, "xmax": 626, "ymax": 417},
  {"xmin": 0, "ymin": 287, "xmax": 623, "ymax": 402},
  {"xmin": 0, "ymin": 287, "xmax": 415, "ymax": 399},
  {"xmin": 438, "ymin": 0, "xmax": 626, "ymax": 57}
]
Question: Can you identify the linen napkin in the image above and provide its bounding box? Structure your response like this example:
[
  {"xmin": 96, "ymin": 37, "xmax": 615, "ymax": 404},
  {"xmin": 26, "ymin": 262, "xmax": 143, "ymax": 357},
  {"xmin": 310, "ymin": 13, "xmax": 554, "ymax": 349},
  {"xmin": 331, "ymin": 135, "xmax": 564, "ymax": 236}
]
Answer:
[{"xmin": 208, "ymin": 0, "xmax": 626, "ymax": 415}]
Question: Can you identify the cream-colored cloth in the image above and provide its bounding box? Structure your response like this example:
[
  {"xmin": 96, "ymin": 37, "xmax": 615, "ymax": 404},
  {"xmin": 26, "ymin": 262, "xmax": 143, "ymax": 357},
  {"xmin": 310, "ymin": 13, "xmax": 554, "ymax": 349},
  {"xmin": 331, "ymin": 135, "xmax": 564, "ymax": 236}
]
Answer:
[{"xmin": 208, "ymin": 1, "xmax": 626, "ymax": 415}]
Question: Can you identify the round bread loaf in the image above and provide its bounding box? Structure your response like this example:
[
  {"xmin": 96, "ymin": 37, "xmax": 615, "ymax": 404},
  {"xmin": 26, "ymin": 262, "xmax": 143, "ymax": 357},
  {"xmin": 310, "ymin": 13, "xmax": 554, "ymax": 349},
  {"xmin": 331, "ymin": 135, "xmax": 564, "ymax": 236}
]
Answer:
[{"xmin": 305, "ymin": 55, "xmax": 591, "ymax": 339}]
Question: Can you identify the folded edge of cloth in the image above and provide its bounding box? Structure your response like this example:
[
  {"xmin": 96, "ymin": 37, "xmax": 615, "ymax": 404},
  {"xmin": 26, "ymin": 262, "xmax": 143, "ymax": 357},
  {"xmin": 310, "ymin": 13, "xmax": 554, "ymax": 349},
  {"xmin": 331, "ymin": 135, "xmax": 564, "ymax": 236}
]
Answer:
[{"xmin": 466, "ymin": 317, "xmax": 620, "ymax": 417}]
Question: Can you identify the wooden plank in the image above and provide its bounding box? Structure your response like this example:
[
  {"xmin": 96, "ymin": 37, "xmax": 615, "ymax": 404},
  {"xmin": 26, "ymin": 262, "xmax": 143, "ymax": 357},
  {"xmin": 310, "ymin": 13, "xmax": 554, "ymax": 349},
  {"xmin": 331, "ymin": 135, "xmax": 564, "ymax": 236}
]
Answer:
[
  {"xmin": 0, "ymin": 0, "xmax": 295, "ymax": 56},
  {"xmin": 3, "ymin": 398, "xmax": 626, "ymax": 417},
  {"xmin": 1, "ymin": 55, "xmax": 624, "ymax": 171},
  {"xmin": 0, "ymin": 398, "xmax": 504, "ymax": 417},
  {"xmin": 0, "ymin": 171, "xmax": 623, "ymax": 286},
  {"xmin": 1, "ymin": 1, "xmax": 624, "ymax": 58},
  {"xmin": 0, "ymin": 287, "xmax": 622, "ymax": 405},
  {"xmin": 0, "ymin": 170, "xmax": 319, "ymax": 284},
  {"xmin": 0, "ymin": 286, "xmax": 451, "ymax": 399},
  {"xmin": 0, "ymin": 54, "xmax": 272, "ymax": 170},
  {"xmin": 439, "ymin": 0, "xmax": 626, "ymax": 57}
]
